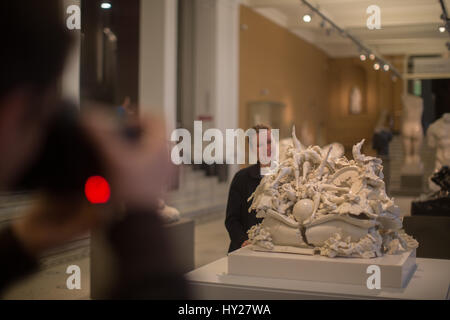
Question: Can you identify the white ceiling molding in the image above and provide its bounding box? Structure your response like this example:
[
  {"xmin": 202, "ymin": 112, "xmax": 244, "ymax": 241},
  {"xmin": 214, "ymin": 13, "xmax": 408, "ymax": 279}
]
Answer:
[{"xmin": 244, "ymin": 0, "xmax": 450, "ymax": 58}]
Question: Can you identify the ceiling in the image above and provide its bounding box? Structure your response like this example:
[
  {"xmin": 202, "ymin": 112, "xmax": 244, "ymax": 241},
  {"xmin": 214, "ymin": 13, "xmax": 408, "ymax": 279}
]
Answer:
[{"xmin": 243, "ymin": 0, "xmax": 450, "ymax": 58}]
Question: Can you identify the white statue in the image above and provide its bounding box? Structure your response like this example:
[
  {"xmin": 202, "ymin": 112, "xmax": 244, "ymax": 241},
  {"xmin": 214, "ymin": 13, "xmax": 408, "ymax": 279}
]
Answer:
[
  {"xmin": 401, "ymin": 94, "xmax": 424, "ymax": 169},
  {"xmin": 349, "ymin": 86, "xmax": 363, "ymax": 115},
  {"xmin": 427, "ymin": 113, "xmax": 450, "ymax": 190},
  {"xmin": 279, "ymin": 137, "xmax": 296, "ymax": 163},
  {"xmin": 278, "ymin": 126, "xmax": 344, "ymax": 163},
  {"xmin": 157, "ymin": 199, "xmax": 181, "ymax": 224},
  {"xmin": 247, "ymin": 126, "xmax": 418, "ymax": 258}
]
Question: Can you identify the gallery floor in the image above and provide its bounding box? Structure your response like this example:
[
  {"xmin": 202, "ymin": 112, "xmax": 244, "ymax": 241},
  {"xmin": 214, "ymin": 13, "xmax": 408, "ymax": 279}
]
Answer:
[
  {"xmin": 1, "ymin": 211, "xmax": 227, "ymax": 300},
  {"xmin": 1, "ymin": 196, "xmax": 416, "ymax": 300}
]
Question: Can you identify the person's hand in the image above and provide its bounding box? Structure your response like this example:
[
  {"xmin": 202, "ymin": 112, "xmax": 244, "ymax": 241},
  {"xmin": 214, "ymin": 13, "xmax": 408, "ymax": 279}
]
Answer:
[
  {"xmin": 12, "ymin": 194, "xmax": 105, "ymax": 257},
  {"xmin": 12, "ymin": 110, "xmax": 175, "ymax": 257},
  {"xmin": 241, "ymin": 240, "xmax": 251, "ymax": 247},
  {"xmin": 81, "ymin": 110, "xmax": 174, "ymax": 210}
]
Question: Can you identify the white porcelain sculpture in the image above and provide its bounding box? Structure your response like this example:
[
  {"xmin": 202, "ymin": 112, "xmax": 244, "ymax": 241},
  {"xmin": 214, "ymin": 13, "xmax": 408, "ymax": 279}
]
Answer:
[
  {"xmin": 247, "ymin": 127, "xmax": 418, "ymax": 258},
  {"xmin": 157, "ymin": 199, "xmax": 181, "ymax": 224},
  {"xmin": 278, "ymin": 126, "xmax": 344, "ymax": 163}
]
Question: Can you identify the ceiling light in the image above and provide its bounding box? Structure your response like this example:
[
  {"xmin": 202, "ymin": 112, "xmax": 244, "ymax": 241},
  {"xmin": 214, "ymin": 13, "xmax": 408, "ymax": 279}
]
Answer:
[
  {"xmin": 373, "ymin": 63, "xmax": 380, "ymax": 70},
  {"xmin": 439, "ymin": 26, "xmax": 446, "ymax": 33},
  {"xmin": 299, "ymin": 0, "xmax": 400, "ymax": 81},
  {"xmin": 383, "ymin": 64, "xmax": 390, "ymax": 71},
  {"xmin": 101, "ymin": 2, "xmax": 111, "ymax": 9}
]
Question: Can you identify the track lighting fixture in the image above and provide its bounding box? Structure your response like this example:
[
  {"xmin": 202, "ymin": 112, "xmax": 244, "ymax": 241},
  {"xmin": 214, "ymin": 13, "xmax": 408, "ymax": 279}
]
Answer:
[{"xmin": 300, "ymin": 0, "xmax": 402, "ymax": 79}]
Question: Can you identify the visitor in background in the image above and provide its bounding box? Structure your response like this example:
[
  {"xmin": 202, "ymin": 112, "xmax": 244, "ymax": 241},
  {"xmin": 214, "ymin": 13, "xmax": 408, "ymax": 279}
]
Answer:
[
  {"xmin": 225, "ymin": 124, "xmax": 272, "ymax": 253},
  {"xmin": 117, "ymin": 96, "xmax": 136, "ymax": 119},
  {"xmin": 372, "ymin": 109, "xmax": 393, "ymax": 195}
]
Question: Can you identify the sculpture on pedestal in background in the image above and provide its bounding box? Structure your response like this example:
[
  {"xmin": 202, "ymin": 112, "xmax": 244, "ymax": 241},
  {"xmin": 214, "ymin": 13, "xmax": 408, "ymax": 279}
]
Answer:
[
  {"xmin": 349, "ymin": 86, "xmax": 363, "ymax": 115},
  {"xmin": 426, "ymin": 113, "xmax": 450, "ymax": 191},
  {"xmin": 412, "ymin": 166, "xmax": 450, "ymax": 216},
  {"xmin": 400, "ymin": 94, "xmax": 424, "ymax": 171},
  {"xmin": 372, "ymin": 109, "xmax": 393, "ymax": 156},
  {"xmin": 247, "ymin": 126, "xmax": 418, "ymax": 258}
]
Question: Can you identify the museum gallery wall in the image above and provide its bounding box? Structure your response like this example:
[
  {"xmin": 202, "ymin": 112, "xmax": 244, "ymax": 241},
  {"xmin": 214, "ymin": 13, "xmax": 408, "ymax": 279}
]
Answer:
[
  {"xmin": 239, "ymin": 5, "xmax": 405, "ymax": 156},
  {"xmin": 239, "ymin": 5, "xmax": 329, "ymax": 145},
  {"xmin": 327, "ymin": 56, "xmax": 405, "ymax": 155}
]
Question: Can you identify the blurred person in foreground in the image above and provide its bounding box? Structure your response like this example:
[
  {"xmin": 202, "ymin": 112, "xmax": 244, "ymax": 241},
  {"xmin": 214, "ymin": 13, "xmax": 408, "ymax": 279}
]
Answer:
[
  {"xmin": 0, "ymin": 1, "xmax": 187, "ymax": 299},
  {"xmin": 225, "ymin": 124, "xmax": 273, "ymax": 253}
]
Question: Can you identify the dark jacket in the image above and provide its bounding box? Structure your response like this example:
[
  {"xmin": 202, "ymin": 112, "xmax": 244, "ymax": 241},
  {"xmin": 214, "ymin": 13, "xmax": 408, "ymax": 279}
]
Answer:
[
  {"xmin": 225, "ymin": 164, "xmax": 263, "ymax": 253},
  {"xmin": 0, "ymin": 226, "xmax": 38, "ymax": 295},
  {"xmin": 372, "ymin": 129, "xmax": 393, "ymax": 156}
]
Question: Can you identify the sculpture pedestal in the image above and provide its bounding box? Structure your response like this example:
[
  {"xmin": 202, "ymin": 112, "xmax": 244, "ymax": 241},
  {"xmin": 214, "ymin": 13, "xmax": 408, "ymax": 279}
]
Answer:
[
  {"xmin": 165, "ymin": 218, "xmax": 195, "ymax": 274},
  {"xmin": 411, "ymin": 198, "xmax": 450, "ymax": 217},
  {"xmin": 395, "ymin": 164, "xmax": 424, "ymax": 196},
  {"xmin": 91, "ymin": 217, "xmax": 195, "ymax": 299},
  {"xmin": 228, "ymin": 246, "xmax": 417, "ymax": 288},
  {"xmin": 187, "ymin": 256, "xmax": 450, "ymax": 299}
]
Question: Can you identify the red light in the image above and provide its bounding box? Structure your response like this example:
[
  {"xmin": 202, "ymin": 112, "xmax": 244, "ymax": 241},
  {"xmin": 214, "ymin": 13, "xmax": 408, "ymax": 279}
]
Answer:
[{"xmin": 85, "ymin": 176, "xmax": 110, "ymax": 204}]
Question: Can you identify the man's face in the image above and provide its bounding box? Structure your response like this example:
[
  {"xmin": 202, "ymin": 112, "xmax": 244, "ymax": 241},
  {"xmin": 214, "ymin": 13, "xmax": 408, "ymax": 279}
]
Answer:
[
  {"xmin": 0, "ymin": 88, "xmax": 57, "ymax": 190},
  {"xmin": 256, "ymin": 129, "xmax": 272, "ymax": 164}
]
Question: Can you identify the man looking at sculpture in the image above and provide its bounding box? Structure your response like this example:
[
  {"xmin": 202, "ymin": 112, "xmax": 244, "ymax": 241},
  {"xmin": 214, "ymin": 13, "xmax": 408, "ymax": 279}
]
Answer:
[{"xmin": 225, "ymin": 124, "xmax": 273, "ymax": 252}]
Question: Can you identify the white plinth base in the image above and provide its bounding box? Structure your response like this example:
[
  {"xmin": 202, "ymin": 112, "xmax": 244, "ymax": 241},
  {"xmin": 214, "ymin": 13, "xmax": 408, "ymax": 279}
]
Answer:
[
  {"xmin": 253, "ymin": 245, "xmax": 315, "ymax": 255},
  {"xmin": 228, "ymin": 246, "xmax": 417, "ymax": 288}
]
